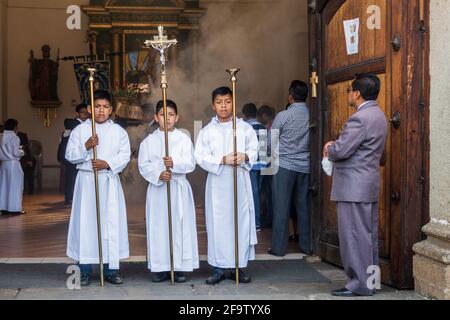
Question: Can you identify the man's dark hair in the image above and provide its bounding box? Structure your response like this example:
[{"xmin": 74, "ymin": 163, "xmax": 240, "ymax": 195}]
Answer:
[
  {"xmin": 351, "ymin": 73, "xmax": 381, "ymax": 101},
  {"xmin": 212, "ymin": 87, "xmax": 232, "ymax": 103},
  {"xmin": 289, "ymin": 80, "xmax": 308, "ymax": 102},
  {"xmin": 64, "ymin": 118, "xmax": 78, "ymax": 131},
  {"xmin": 93, "ymin": 90, "xmax": 112, "ymax": 105},
  {"xmin": 75, "ymin": 103, "xmax": 88, "ymax": 113},
  {"xmin": 257, "ymin": 105, "xmax": 276, "ymax": 120},
  {"xmin": 4, "ymin": 119, "xmax": 18, "ymax": 131},
  {"xmin": 242, "ymin": 103, "xmax": 257, "ymax": 118},
  {"xmin": 156, "ymin": 99, "xmax": 178, "ymax": 115}
]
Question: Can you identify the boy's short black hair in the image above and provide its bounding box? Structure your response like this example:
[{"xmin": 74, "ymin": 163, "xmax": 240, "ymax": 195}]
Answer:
[
  {"xmin": 242, "ymin": 103, "xmax": 258, "ymax": 118},
  {"xmin": 93, "ymin": 90, "xmax": 112, "ymax": 105},
  {"xmin": 75, "ymin": 103, "xmax": 88, "ymax": 113},
  {"xmin": 156, "ymin": 99, "xmax": 178, "ymax": 115},
  {"xmin": 289, "ymin": 80, "xmax": 309, "ymax": 102},
  {"xmin": 4, "ymin": 118, "xmax": 18, "ymax": 131},
  {"xmin": 212, "ymin": 87, "xmax": 232, "ymax": 103},
  {"xmin": 351, "ymin": 73, "xmax": 381, "ymax": 101},
  {"xmin": 64, "ymin": 118, "xmax": 78, "ymax": 131},
  {"xmin": 257, "ymin": 105, "xmax": 276, "ymax": 120}
]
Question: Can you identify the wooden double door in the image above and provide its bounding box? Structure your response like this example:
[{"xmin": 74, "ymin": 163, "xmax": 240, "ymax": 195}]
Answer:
[{"xmin": 308, "ymin": 0, "xmax": 429, "ymax": 288}]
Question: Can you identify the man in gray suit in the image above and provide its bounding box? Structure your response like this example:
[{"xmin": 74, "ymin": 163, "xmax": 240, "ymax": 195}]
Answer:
[{"xmin": 323, "ymin": 73, "xmax": 388, "ymax": 297}]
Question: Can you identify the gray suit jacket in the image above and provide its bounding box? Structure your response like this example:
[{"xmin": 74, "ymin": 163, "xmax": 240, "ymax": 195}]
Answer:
[{"xmin": 328, "ymin": 100, "xmax": 388, "ymax": 203}]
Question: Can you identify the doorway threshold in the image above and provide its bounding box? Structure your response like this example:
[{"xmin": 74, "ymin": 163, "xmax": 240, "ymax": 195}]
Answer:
[{"xmin": 0, "ymin": 253, "xmax": 311, "ymax": 264}]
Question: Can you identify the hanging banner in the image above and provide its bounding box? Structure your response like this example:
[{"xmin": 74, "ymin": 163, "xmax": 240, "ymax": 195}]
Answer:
[{"xmin": 73, "ymin": 60, "xmax": 110, "ymax": 105}]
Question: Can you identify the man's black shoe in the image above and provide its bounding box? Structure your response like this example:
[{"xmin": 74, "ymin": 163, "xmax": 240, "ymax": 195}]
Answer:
[
  {"xmin": 152, "ymin": 272, "xmax": 170, "ymax": 283},
  {"xmin": 80, "ymin": 274, "xmax": 91, "ymax": 286},
  {"xmin": 331, "ymin": 288, "xmax": 360, "ymax": 297},
  {"xmin": 175, "ymin": 272, "xmax": 187, "ymax": 283},
  {"xmin": 267, "ymin": 248, "xmax": 284, "ymax": 257},
  {"xmin": 206, "ymin": 273, "xmax": 226, "ymax": 285},
  {"xmin": 229, "ymin": 269, "xmax": 251, "ymax": 283},
  {"xmin": 6, "ymin": 211, "xmax": 27, "ymax": 215},
  {"xmin": 105, "ymin": 273, "xmax": 123, "ymax": 285}
]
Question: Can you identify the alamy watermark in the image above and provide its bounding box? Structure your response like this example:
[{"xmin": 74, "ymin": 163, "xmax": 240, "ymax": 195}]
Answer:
[
  {"xmin": 367, "ymin": 265, "xmax": 382, "ymax": 290},
  {"xmin": 66, "ymin": 265, "xmax": 81, "ymax": 290},
  {"xmin": 65, "ymin": 4, "xmax": 382, "ymax": 31}
]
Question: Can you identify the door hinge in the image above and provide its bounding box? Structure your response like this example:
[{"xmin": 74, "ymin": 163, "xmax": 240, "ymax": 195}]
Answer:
[
  {"xmin": 308, "ymin": 0, "xmax": 317, "ymax": 13},
  {"xmin": 391, "ymin": 192, "xmax": 401, "ymax": 202},
  {"xmin": 391, "ymin": 35, "xmax": 401, "ymax": 52},
  {"xmin": 309, "ymin": 182, "xmax": 319, "ymax": 197},
  {"xmin": 389, "ymin": 112, "xmax": 401, "ymax": 129}
]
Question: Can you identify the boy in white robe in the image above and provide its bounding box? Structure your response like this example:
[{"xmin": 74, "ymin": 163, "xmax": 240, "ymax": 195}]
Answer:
[
  {"xmin": 139, "ymin": 100, "xmax": 199, "ymax": 283},
  {"xmin": 195, "ymin": 87, "xmax": 259, "ymax": 285},
  {"xmin": 65, "ymin": 90, "xmax": 131, "ymax": 286},
  {"xmin": 0, "ymin": 119, "xmax": 25, "ymax": 215}
]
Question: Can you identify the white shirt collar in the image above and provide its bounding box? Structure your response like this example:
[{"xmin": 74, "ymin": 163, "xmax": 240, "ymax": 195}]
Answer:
[{"xmin": 357, "ymin": 101, "xmax": 373, "ymax": 111}]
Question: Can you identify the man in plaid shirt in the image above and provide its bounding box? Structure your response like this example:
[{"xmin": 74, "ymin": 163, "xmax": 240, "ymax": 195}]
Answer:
[{"xmin": 268, "ymin": 80, "xmax": 311, "ymax": 257}]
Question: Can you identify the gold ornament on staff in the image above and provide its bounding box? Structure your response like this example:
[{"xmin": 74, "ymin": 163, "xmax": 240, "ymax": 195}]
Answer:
[
  {"xmin": 88, "ymin": 67, "xmax": 104, "ymax": 287},
  {"xmin": 144, "ymin": 25, "xmax": 177, "ymax": 285},
  {"xmin": 226, "ymin": 68, "xmax": 241, "ymax": 287}
]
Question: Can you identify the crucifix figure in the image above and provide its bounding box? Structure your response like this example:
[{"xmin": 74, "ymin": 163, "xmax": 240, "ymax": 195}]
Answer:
[{"xmin": 144, "ymin": 25, "xmax": 177, "ymax": 86}]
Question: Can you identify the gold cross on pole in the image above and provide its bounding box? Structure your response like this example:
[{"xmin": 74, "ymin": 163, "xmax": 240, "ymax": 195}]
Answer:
[{"xmin": 144, "ymin": 25, "xmax": 177, "ymax": 72}]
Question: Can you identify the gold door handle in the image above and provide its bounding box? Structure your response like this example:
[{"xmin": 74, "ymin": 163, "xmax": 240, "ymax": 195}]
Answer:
[{"xmin": 310, "ymin": 71, "xmax": 319, "ymax": 98}]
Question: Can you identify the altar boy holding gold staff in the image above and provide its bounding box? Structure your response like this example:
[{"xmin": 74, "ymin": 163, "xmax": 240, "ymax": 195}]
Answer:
[
  {"xmin": 138, "ymin": 99, "xmax": 199, "ymax": 283},
  {"xmin": 65, "ymin": 89, "xmax": 131, "ymax": 286},
  {"xmin": 195, "ymin": 86, "xmax": 259, "ymax": 285}
]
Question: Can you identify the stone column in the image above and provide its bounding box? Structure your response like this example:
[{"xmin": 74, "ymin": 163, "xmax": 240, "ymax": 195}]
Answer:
[{"xmin": 413, "ymin": 0, "xmax": 450, "ymax": 300}]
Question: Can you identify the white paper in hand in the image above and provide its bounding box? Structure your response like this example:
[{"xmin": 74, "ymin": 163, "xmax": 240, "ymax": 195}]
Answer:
[{"xmin": 322, "ymin": 157, "xmax": 333, "ymax": 177}]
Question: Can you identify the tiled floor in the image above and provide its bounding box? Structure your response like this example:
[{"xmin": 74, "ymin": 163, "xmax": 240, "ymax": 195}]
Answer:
[{"xmin": 0, "ymin": 191, "xmax": 299, "ymax": 258}]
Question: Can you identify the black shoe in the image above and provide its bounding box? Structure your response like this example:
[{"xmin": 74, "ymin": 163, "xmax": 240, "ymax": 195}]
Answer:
[
  {"xmin": 7, "ymin": 211, "xmax": 26, "ymax": 215},
  {"xmin": 152, "ymin": 272, "xmax": 170, "ymax": 283},
  {"xmin": 175, "ymin": 272, "xmax": 187, "ymax": 283},
  {"xmin": 206, "ymin": 273, "xmax": 226, "ymax": 285},
  {"xmin": 80, "ymin": 274, "xmax": 91, "ymax": 286},
  {"xmin": 267, "ymin": 248, "xmax": 284, "ymax": 257},
  {"xmin": 105, "ymin": 273, "xmax": 123, "ymax": 285},
  {"xmin": 229, "ymin": 269, "xmax": 251, "ymax": 284},
  {"xmin": 331, "ymin": 288, "xmax": 360, "ymax": 297}
]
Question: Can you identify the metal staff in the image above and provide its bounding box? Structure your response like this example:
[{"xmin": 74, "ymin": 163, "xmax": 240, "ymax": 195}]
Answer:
[
  {"xmin": 144, "ymin": 26, "xmax": 177, "ymax": 285},
  {"xmin": 226, "ymin": 68, "xmax": 241, "ymax": 286},
  {"xmin": 88, "ymin": 68, "xmax": 104, "ymax": 287}
]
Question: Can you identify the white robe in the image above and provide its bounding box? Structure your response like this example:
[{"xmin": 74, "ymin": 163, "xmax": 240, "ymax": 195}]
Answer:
[
  {"xmin": 65, "ymin": 119, "xmax": 131, "ymax": 269},
  {"xmin": 138, "ymin": 129, "xmax": 199, "ymax": 272},
  {"xmin": 195, "ymin": 117, "xmax": 259, "ymax": 268},
  {"xmin": 0, "ymin": 131, "xmax": 24, "ymax": 212}
]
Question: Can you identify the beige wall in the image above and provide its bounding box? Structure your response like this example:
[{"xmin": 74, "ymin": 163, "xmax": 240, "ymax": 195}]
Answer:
[
  {"xmin": 198, "ymin": 0, "xmax": 309, "ymax": 111},
  {"xmin": 429, "ymin": 0, "xmax": 450, "ymax": 224},
  {"xmin": 6, "ymin": 0, "xmax": 89, "ymax": 189}
]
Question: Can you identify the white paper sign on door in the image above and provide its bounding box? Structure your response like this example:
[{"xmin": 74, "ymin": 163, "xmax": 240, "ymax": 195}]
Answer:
[{"xmin": 343, "ymin": 18, "xmax": 360, "ymax": 55}]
